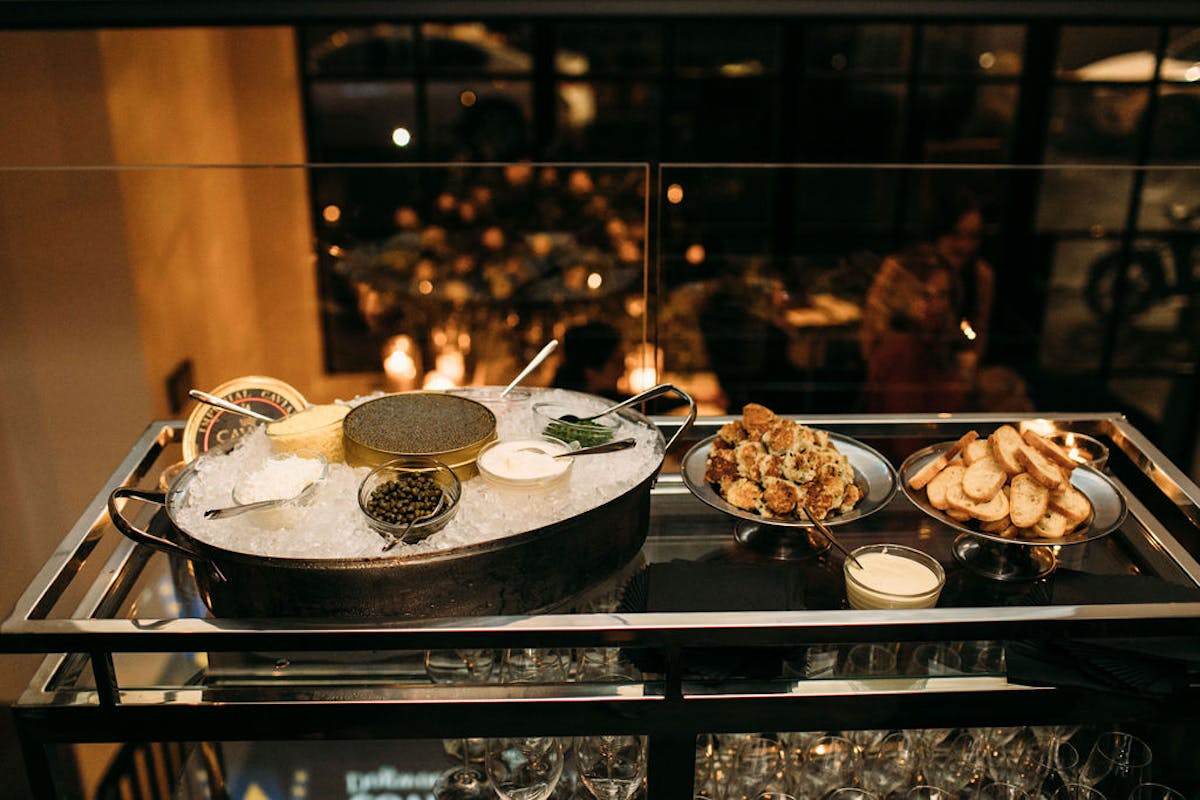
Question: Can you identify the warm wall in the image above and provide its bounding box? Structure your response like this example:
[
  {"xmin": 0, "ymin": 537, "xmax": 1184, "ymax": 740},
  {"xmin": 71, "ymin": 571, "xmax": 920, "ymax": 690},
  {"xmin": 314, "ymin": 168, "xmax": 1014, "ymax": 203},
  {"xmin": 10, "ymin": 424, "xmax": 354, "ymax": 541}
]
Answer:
[
  {"xmin": 0, "ymin": 25, "xmax": 357, "ymax": 794},
  {"xmin": 97, "ymin": 26, "xmax": 366, "ymax": 408}
]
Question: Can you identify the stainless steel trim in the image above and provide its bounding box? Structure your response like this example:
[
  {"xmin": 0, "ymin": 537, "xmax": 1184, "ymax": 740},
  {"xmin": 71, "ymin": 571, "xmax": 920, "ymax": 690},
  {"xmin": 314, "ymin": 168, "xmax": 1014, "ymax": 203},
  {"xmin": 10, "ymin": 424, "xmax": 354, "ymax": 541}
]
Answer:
[
  {"xmin": 7, "ymin": 422, "xmax": 176, "ymax": 622},
  {"xmin": 1107, "ymin": 417, "xmax": 1200, "ymax": 526}
]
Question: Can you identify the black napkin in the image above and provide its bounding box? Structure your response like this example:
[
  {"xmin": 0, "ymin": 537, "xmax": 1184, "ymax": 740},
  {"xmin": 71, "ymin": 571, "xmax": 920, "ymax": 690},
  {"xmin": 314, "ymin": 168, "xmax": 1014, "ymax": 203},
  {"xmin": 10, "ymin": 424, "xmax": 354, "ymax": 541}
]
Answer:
[
  {"xmin": 638, "ymin": 559, "xmax": 806, "ymax": 613},
  {"xmin": 1047, "ymin": 569, "xmax": 1200, "ymax": 605},
  {"xmin": 1006, "ymin": 639, "xmax": 1193, "ymax": 697},
  {"xmin": 1005, "ymin": 570, "xmax": 1200, "ymax": 697},
  {"xmin": 619, "ymin": 560, "xmax": 806, "ymax": 679}
]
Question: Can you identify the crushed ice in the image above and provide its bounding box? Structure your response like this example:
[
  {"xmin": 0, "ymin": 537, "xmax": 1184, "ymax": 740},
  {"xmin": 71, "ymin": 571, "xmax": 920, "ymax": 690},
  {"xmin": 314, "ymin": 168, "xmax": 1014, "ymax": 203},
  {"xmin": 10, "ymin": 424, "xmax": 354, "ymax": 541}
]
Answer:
[{"xmin": 173, "ymin": 389, "xmax": 664, "ymax": 560}]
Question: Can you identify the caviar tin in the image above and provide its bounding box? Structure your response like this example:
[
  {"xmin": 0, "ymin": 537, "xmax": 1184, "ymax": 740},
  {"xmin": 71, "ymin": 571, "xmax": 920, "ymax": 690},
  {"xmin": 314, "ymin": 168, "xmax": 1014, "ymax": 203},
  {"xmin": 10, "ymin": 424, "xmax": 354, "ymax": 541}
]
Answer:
[
  {"xmin": 182, "ymin": 375, "xmax": 308, "ymax": 461},
  {"xmin": 342, "ymin": 392, "xmax": 498, "ymax": 479}
]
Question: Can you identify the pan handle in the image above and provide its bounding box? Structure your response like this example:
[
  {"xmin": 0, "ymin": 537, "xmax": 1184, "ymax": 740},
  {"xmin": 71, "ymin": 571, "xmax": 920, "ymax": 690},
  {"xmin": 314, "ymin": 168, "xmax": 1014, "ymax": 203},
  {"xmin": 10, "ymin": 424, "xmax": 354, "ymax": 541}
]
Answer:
[
  {"xmin": 633, "ymin": 383, "xmax": 697, "ymax": 488},
  {"xmin": 651, "ymin": 383, "xmax": 697, "ymax": 456},
  {"xmin": 107, "ymin": 487, "xmax": 221, "ymax": 580}
]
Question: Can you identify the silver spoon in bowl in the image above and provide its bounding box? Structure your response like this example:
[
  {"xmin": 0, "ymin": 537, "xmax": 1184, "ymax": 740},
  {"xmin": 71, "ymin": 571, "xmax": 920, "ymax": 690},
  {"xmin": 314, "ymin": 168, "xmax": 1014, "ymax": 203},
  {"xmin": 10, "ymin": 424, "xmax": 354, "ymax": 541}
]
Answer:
[
  {"xmin": 204, "ymin": 479, "xmax": 321, "ymax": 520},
  {"xmin": 801, "ymin": 504, "xmax": 864, "ymax": 569},
  {"xmin": 379, "ymin": 494, "xmax": 446, "ymax": 552},
  {"xmin": 189, "ymin": 389, "xmax": 276, "ymax": 423},
  {"xmin": 499, "ymin": 339, "xmax": 559, "ymax": 398}
]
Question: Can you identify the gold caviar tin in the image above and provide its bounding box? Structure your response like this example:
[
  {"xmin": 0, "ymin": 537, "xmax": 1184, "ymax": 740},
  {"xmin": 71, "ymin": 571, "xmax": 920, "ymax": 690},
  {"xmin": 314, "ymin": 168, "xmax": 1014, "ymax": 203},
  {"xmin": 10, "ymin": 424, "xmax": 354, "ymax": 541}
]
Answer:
[
  {"xmin": 181, "ymin": 375, "xmax": 308, "ymax": 462},
  {"xmin": 342, "ymin": 392, "xmax": 497, "ymax": 479}
]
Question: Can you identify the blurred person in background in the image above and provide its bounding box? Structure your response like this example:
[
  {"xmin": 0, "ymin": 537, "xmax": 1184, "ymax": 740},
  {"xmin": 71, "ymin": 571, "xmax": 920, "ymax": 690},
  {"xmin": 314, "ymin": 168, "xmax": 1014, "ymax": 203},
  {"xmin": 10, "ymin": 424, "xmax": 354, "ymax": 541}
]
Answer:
[
  {"xmin": 861, "ymin": 190, "xmax": 1030, "ymax": 413},
  {"xmin": 862, "ymin": 251, "xmax": 973, "ymax": 414},
  {"xmin": 552, "ymin": 321, "xmax": 627, "ymax": 400}
]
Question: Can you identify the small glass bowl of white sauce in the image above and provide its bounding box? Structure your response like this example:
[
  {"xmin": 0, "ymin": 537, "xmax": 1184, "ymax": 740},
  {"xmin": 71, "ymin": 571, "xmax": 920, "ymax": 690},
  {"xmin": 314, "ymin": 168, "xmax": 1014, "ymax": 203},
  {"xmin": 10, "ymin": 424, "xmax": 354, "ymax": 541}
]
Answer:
[
  {"xmin": 475, "ymin": 436, "xmax": 574, "ymax": 491},
  {"xmin": 843, "ymin": 544, "xmax": 945, "ymax": 610}
]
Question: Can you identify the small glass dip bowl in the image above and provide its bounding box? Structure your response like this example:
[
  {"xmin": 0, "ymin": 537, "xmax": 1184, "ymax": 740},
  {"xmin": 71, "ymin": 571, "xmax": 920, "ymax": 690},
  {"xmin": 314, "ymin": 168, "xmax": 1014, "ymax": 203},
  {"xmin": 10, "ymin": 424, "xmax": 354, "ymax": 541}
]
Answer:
[
  {"xmin": 230, "ymin": 449, "xmax": 329, "ymax": 529},
  {"xmin": 844, "ymin": 544, "xmax": 946, "ymax": 610},
  {"xmin": 357, "ymin": 456, "xmax": 461, "ymax": 546},
  {"xmin": 476, "ymin": 435, "xmax": 574, "ymax": 491},
  {"xmin": 446, "ymin": 386, "xmax": 533, "ymax": 429},
  {"xmin": 1048, "ymin": 431, "xmax": 1109, "ymax": 470},
  {"xmin": 532, "ymin": 401, "xmax": 621, "ymax": 448}
]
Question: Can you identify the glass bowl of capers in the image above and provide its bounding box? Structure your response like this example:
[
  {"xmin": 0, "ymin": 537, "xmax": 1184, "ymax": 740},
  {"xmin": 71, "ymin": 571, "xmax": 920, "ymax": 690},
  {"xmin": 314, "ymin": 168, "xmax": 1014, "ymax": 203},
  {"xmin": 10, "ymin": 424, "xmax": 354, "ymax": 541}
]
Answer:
[{"xmin": 357, "ymin": 456, "xmax": 462, "ymax": 546}]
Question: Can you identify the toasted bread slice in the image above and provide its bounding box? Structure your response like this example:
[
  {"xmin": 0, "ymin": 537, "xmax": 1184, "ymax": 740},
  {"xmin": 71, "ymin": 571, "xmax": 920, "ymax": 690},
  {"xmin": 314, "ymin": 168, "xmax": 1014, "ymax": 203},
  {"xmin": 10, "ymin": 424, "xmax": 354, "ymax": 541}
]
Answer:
[
  {"xmin": 963, "ymin": 439, "xmax": 991, "ymax": 465},
  {"xmin": 1049, "ymin": 483, "xmax": 1092, "ymax": 527},
  {"xmin": 945, "ymin": 430, "xmax": 980, "ymax": 460},
  {"xmin": 909, "ymin": 431, "xmax": 978, "ymax": 490},
  {"xmin": 1033, "ymin": 510, "xmax": 1069, "ymax": 539},
  {"xmin": 1022, "ymin": 430, "xmax": 1079, "ymax": 471},
  {"xmin": 963, "ymin": 456, "xmax": 1006, "ymax": 501},
  {"xmin": 979, "ymin": 515, "xmax": 1012, "ymax": 533},
  {"xmin": 927, "ymin": 464, "xmax": 966, "ymax": 510},
  {"xmin": 946, "ymin": 507, "xmax": 972, "ymax": 521},
  {"xmin": 946, "ymin": 480, "xmax": 1010, "ymax": 523},
  {"xmin": 989, "ymin": 425, "xmax": 1025, "ymax": 475},
  {"xmin": 908, "ymin": 454, "xmax": 950, "ymax": 491},
  {"xmin": 1016, "ymin": 444, "xmax": 1065, "ymax": 489},
  {"xmin": 1009, "ymin": 472, "xmax": 1050, "ymax": 528}
]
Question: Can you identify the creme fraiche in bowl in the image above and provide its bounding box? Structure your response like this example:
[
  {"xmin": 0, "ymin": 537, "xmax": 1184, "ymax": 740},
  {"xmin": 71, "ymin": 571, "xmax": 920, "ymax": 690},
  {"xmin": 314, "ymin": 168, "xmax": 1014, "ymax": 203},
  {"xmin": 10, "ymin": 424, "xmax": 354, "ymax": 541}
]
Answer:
[
  {"xmin": 476, "ymin": 436, "xmax": 574, "ymax": 490},
  {"xmin": 844, "ymin": 544, "xmax": 945, "ymax": 610}
]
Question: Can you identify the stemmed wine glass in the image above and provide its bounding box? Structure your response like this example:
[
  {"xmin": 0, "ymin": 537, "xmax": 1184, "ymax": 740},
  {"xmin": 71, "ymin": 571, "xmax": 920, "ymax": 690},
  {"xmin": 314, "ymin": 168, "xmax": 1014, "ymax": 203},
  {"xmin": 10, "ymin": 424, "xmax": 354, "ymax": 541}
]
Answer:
[
  {"xmin": 575, "ymin": 735, "xmax": 647, "ymax": 800},
  {"xmin": 1078, "ymin": 732, "xmax": 1153, "ymax": 797},
  {"xmin": 1128, "ymin": 784, "xmax": 1186, "ymax": 800},
  {"xmin": 728, "ymin": 736, "xmax": 789, "ymax": 800},
  {"xmin": 858, "ymin": 731, "xmax": 916, "ymax": 795},
  {"xmin": 425, "ymin": 649, "xmax": 497, "ymax": 800},
  {"xmin": 796, "ymin": 735, "xmax": 859, "ymax": 799},
  {"xmin": 919, "ymin": 730, "xmax": 986, "ymax": 794},
  {"xmin": 502, "ymin": 649, "xmax": 569, "ymax": 683},
  {"xmin": 484, "ymin": 737, "xmax": 566, "ymax": 800}
]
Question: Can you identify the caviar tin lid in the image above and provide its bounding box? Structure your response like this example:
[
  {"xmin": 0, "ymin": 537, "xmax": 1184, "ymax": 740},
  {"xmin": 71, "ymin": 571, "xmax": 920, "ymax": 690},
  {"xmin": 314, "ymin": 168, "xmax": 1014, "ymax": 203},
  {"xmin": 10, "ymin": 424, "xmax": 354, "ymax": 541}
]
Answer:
[
  {"xmin": 342, "ymin": 391, "xmax": 497, "ymax": 479},
  {"xmin": 182, "ymin": 375, "xmax": 309, "ymax": 462}
]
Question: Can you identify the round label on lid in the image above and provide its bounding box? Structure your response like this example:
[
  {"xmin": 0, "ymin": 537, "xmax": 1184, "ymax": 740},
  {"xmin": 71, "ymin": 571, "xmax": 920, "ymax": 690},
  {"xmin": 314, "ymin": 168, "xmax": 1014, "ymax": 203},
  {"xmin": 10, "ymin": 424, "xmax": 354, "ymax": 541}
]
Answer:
[{"xmin": 181, "ymin": 375, "xmax": 308, "ymax": 461}]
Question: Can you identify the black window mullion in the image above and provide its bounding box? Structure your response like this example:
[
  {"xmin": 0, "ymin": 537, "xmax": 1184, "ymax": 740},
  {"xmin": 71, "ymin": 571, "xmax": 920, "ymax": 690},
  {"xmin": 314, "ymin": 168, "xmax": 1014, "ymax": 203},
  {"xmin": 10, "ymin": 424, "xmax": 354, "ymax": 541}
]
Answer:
[
  {"xmin": 532, "ymin": 22, "xmax": 556, "ymax": 159},
  {"xmin": 892, "ymin": 23, "xmax": 923, "ymax": 246},
  {"xmin": 771, "ymin": 22, "xmax": 805, "ymax": 275},
  {"xmin": 994, "ymin": 20, "xmax": 1058, "ymax": 373},
  {"xmin": 413, "ymin": 22, "xmax": 429, "ymax": 160},
  {"xmin": 1097, "ymin": 23, "xmax": 1171, "ymax": 385}
]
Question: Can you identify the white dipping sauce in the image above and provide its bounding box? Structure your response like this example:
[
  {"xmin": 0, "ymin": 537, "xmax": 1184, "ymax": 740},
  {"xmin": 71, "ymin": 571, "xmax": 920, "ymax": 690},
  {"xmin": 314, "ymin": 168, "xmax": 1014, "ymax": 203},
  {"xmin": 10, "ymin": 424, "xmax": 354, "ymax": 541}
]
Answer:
[
  {"xmin": 477, "ymin": 439, "xmax": 571, "ymax": 483},
  {"xmin": 845, "ymin": 551, "xmax": 941, "ymax": 609}
]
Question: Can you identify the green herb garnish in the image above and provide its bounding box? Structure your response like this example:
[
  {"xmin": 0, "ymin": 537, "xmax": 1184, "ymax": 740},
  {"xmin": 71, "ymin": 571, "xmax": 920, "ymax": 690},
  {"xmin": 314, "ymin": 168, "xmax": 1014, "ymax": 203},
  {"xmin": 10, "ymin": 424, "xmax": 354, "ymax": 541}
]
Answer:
[{"xmin": 542, "ymin": 418, "xmax": 614, "ymax": 448}]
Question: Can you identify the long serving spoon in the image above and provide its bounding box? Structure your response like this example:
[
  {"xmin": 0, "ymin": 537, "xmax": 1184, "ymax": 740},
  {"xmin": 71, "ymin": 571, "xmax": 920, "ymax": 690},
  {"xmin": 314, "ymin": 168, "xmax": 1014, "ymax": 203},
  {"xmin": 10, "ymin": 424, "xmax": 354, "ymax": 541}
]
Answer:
[
  {"xmin": 500, "ymin": 339, "xmax": 559, "ymax": 398},
  {"xmin": 189, "ymin": 389, "xmax": 277, "ymax": 423},
  {"xmin": 801, "ymin": 504, "xmax": 864, "ymax": 569},
  {"xmin": 519, "ymin": 438, "xmax": 637, "ymax": 458},
  {"xmin": 379, "ymin": 494, "xmax": 446, "ymax": 552},
  {"xmin": 204, "ymin": 479, "xmax": 322, "ymax": 520}
]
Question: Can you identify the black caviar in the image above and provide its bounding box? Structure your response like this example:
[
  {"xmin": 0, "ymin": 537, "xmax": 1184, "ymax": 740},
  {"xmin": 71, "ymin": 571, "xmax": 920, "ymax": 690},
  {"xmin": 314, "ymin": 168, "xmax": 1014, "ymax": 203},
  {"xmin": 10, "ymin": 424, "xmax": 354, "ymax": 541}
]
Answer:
[{"xmin": 366, "ymin": 473, "xmax": 444, "ymax": 525}]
